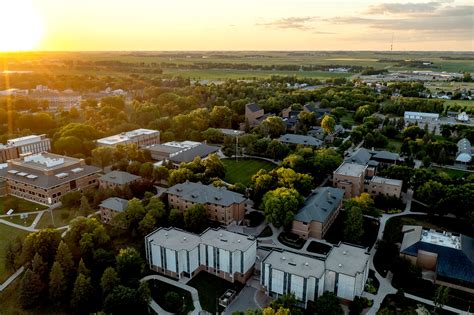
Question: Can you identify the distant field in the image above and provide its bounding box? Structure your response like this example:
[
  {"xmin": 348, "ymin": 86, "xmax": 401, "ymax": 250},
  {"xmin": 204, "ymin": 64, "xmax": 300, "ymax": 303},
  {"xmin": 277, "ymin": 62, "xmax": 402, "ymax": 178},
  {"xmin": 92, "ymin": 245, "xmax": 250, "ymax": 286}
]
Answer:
[
  {"xmin": 443, "ymin": 99, "xmax": 474, "ymax": 109},
  {"xmin": 162, "ymin": 69, "xmax": 352, "ymax": 80},
  {"xmin": 222, "ymin": 158, "xmax": 276, "ymax": 186}
]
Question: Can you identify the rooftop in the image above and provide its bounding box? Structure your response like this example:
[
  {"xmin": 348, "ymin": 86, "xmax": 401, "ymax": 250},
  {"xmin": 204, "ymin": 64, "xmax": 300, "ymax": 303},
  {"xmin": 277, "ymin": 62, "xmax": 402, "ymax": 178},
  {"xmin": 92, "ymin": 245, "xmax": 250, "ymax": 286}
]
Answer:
[
  {"xmin": 325, "ymin": 243, "xmax": 370, "ymax": 276},
  {"xmin": 294, "ymin": 187, "xmax": 344, "ymax": 223},
  {"xmin": 6, "ymin": 135, "xmax": 47, "ymax": 147},
  {"xmin": 218, "ymin": 129, "xmax": 245, "ymax": 137},
  {"xmin": 404, "ymin": 111, "xmax": 440, "ymax": 119},
  {"xmin": 263, "ymin": 250, "xmax": 326, "ymax": 279},
  {"xmin": 334, "ymin": 162, "xmax": 367, "ymax": 177},
  {"xmin": 246, "ymin": 103, "xmax": 262, "ymax": 113},
  {"xmin": 97, "ymin": 129, "xmax": 159, "ymax": 145},
  {"xmin": 10, "ymin": 152, "xmax": 80, "ymax": 171},
  {"xmin": 167, "ymin": 181, "xmax": 246, "ymax": 207},
  {"xmin": 201, "ymin": 229, "xmax": 255, "ymax": 252},
  {"xmin": 278, "ymin": 134, "xmax": 322, "ymax": 147},
  {"xmin": 99, "ymin": 170, "xmax": 141, "ymax": 185},
  {"xmin": 147, "ymin": 227, "xmax": 202, "ymax": 251},
  {"xmin": 99, "ymin": 197, "xmax": 129, "ymax": 212},
  {"xmin": 168, "ymin": 143, "xmax": 220, "ymax": 164},
  {"xmin": 370, "ymin": 176, "xmax": 403, "ymax": 186}
]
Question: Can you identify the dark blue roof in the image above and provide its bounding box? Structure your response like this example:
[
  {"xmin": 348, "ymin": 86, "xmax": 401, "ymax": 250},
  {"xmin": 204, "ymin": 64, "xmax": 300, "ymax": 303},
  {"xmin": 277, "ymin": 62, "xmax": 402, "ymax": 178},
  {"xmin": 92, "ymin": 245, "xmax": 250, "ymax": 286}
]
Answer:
[{"xmin": 402, "ymin": 235, "xmax": 474, "ymax": 284}]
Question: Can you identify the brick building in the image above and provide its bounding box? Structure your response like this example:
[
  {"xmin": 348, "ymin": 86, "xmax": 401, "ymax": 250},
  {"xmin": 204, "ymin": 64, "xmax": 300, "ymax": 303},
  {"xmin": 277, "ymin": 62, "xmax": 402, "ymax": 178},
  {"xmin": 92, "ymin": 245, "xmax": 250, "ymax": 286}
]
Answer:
[
  {"xmin": 0, "ymin": 135, "xmax": 51, "ymax": 163},
  {"xmin": 0, "ymin": 153, "xmax": 100, "ymax": 205},
  {"xmin": 96, "ymin": 129, "xmax": 160, "ymax": 147},
  {"xmin": 166, "ymin": 181, "xmax": 246, "ymax": 225}
]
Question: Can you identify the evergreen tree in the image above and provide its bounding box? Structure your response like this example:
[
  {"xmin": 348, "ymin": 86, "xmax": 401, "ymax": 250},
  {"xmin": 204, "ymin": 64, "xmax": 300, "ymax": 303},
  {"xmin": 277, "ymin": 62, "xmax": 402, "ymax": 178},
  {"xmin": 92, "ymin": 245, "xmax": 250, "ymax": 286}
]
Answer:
[
  {"xmin": 49, "ymin": 261, "xmax": 67, "ymax": 303},
  {"xmin": 77, "ymin": 258, "xmax": 90, "ymax": 277},
  {"xmin": 343, "ymin": 206, "xmax": 364, "ymax": 245},
  {"xmin": 32, "ymin": 253, "xmax": 49, "ymax": 283},
  {"xmin": 55, "ymin": 241, "xmax": 75, "ymax": 288},
  {"xmin": 79, "ymin": 195, "xmax": 92, "ymax": 215},
  {"xmin": 71, "ymin": 273, "xmax": 95, "ymax": 313},
  {"xmin": 100, "ymin": 267, "xmax": 120, "ymax": 295},
  {"xmin": 19, "ymin": 269, "xmax": 44, "ymax": 308}
]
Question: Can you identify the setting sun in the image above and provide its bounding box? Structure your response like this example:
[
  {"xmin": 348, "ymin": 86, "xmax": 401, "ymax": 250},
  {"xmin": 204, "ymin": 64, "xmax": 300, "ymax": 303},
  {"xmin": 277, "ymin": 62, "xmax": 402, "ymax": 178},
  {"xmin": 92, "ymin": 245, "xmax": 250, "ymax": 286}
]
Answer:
[{"xmin": 0, "ymin": 0, "xmax": 43, "ymax": 51}]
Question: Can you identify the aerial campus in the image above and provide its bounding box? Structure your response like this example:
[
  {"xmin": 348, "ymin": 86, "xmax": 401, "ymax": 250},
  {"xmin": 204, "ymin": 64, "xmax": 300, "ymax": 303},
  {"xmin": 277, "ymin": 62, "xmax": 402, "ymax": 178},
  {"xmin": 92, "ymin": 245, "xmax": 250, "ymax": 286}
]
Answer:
[{"xmin": 0, "ymin": 1, "xmax": 473, "ymax": 315}]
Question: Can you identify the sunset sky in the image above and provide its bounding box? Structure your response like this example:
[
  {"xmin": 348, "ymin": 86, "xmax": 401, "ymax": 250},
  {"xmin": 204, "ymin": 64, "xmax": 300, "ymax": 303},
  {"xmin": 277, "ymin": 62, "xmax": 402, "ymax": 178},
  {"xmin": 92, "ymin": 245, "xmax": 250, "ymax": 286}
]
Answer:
[{"xmin": 3, "ymin": 0, "xmax": 474, "ymax": 51}]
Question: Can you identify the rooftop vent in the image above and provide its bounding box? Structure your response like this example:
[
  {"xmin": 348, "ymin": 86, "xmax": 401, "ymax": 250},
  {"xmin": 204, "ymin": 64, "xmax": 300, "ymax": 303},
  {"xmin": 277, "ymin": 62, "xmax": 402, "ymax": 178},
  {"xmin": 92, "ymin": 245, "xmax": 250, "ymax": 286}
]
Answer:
[
  {"xmin": 237, "ymin": 239, "xmax": 241, "ymax": 243},
  {"xmin": 183, "ymin": 237, "xmax": 187, "ymax": 241},
  {"xmin": 55, "ymin": 172, "xmax": 69, "ymax": 179},
  {"xmin": 304, "ymin": 262, "xmax": 309, "ymax": 266},
  {"xmin": 281, "ymin": 256, "xmax": 286, "ymax": 261},
  {"xmin": 288, "ymin": 262, "xmax": 297, "ymax": 266},
  {"xmin": 343, "ymin": 250, "xmax": 347, "ymax": 255},
  {"xmin": 338, "ymin": 263, "xmax": 343, "ymax": 268}
]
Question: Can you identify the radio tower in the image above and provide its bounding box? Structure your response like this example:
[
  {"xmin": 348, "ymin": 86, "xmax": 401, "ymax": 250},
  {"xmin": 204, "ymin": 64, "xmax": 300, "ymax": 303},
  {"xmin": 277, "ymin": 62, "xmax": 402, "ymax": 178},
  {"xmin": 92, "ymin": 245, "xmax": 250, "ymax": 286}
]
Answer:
[{"xmin": 390, "ymin": 33, "xmax": 394, "ymax": 51}]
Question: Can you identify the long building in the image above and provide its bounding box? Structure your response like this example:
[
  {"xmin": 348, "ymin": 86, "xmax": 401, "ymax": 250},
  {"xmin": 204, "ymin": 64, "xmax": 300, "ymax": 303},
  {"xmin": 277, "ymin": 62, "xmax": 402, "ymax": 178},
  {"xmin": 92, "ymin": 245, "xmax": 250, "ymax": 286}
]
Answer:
[
  {"xmin": 0, "ymin": 135, "xmax": 51, "ymax": 163},
  {"xmin": 167, "ymin": 181, "xmax": 247, "ymax": 225},
  {"xmin": 145, "ymin": 227, "xmax": 257, "ymax": 283},
  {"xmin": 261, "ymin": 243, "xmax": 370, "ymax": 306},
  {"xmin": 0, "ymin": 152, "xmax": 100, "ymax": 205},
  {"xmin": 96, "ymin": 129, "xmax": 160, "ymax": 147}
]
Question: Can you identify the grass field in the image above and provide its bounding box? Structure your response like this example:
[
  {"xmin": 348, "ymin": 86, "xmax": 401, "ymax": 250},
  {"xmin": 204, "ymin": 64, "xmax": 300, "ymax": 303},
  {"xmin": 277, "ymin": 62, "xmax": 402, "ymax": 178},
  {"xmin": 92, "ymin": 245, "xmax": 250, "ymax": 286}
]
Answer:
[
  {"xmin": 221, "ymin": 158, "xmax": 276, "ymax": 186},
  {"xmin": 432, "ymin": 166, "xmax": 472, "ymax": 179},
  {"xmin": 4, "ymin": 214, "xmax": 36, "ymax": 227},
  {"xmin": 36, "ymin": 207, "xmax": 84, "ymax": 229},
  {"xmin": 0, "ymin": 196, "xmax": 47, "ymax": 214},
  {"xmin": 443, "ymin": 99, "xmax": 474, "ymax": 109},
  {"xmin": 0, "ymin": 223, "xmax": 29, "ymax": 283}
]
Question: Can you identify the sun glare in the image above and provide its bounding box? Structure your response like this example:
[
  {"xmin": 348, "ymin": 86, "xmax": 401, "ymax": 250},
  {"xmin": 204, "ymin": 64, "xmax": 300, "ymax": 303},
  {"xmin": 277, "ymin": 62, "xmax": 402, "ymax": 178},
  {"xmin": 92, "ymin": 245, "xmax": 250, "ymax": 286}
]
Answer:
[{"xmin": 0, "ymin": 0, "xmax": 43, "ymax": 52}]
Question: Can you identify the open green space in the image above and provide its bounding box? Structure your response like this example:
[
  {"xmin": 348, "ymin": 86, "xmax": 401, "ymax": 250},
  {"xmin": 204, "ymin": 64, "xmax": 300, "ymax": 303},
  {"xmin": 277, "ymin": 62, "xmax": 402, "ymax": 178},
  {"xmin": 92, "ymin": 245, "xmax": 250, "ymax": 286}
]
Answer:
[
  {"xmin": 36, "ymin": 206, "xmax": 84, "ymax": 229},
  {"xmin": 221, "ymin": 158, "xmax": 276, "ymax": 186},
  {"xmin": 149, "ymin": 279, "xmax": 194, "ymax": 315},
  {"xmin": 0, "ymin": 223, "xmax": 29, "ymax": 283},
  {"xmin": 443, "ymin": 99, "xmax": 474, "ymax": 110},
  {"xmin": 432, "ymin": 166, "xmax": 473, "ymax": 179},
  {"xmin": 187, "ymin": 272, "xmax": 243, "ymax": 313},
  {"xmin": 164, "ymin": 69, "xmax": 352, "ymax": 80},
  {"xmin": 0, "ymin": 196, "xmax": 47, "ymax": 214},
  {"xmin": 3, "ymin": 213, "xmax": 36, "ymax": 227}
]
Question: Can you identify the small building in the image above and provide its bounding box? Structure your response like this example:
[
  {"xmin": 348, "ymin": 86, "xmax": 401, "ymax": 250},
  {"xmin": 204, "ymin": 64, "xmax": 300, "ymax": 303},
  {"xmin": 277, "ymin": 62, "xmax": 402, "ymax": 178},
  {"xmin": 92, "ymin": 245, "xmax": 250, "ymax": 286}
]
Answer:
[
  {"xmin": 242, "ymin": 103, "xmax": 270, "ymax": 129},
  {"xmin": 167, "ymin": 181, "xmax": 246, "ymax": 225},
  {"xmin": 366, "ymin": 176, "xmax": 403, "ymax": 198},
  {"xmin": 404, "ymin": 111, "xmax": 439, "ymax": 122},
  {"xmin": 99, "ymin": 197, "xmax": 128, "ymax": 224},
  {"xmin": 98, "ymin": 170, "xmax": 142, "ymax": 190},
  {"xmin": 97, "ymin": 129, "xmax": 160, "ymax": 148},
  {"xmin": 303, "ymin": 103, "xmax": 331, "ymax": 119},
  {"xmin": 400, "ymin": 225, "xmax": 474, "ymax": 293},
  {"xmin": 292, "ymin": 187, "xmax": 344, "ymax": 239},
  {"xmin": 278, "ymin": 134, "xmax": 323, "ymax": 148},
  {"xmin": 145, "ymin": 227, "xmax": 257, "ymax": 283},
  {"xmin": 147, "ymin": 141, "xmax": 219, "ymax": 166},
  {"xmin": 333, "ymin": 162, "xmax": 367, "ymax": 198},
  {"xmin": 345, "ymin": 148, "xmax": 400, "ymax": 166},
  {"xmin": 168, "ymin": 143, "xmax": 220, "ymax": 165},
  {"xmin": 456, "ymin": 138, "xmax": 472, "ymax": 163},
  {"xmin": 0, "ymin": 134, "xmax": 51, "ymax": 163},
  {"xmin": 456, "ymin": 112, "xmax": 469, "ymax": 122},
  {"xmin": 0, "ymin": 153, "xmax": 100, "ymax": 205}
]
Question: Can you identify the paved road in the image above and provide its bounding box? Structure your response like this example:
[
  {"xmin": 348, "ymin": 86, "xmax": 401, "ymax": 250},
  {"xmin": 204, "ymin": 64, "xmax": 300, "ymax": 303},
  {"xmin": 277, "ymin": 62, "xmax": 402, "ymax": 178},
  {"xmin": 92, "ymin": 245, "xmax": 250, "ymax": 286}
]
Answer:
[
  {"xmin": 224, "ymin": 285, "xmax": 258, "ymax": 314},
  {"xmin": 141, "ymin": 274, "xmax": 202, "ymax": 315},
  {"xmin": 0, "ymin": 266, "xmax": 24, "ymax": 292}
]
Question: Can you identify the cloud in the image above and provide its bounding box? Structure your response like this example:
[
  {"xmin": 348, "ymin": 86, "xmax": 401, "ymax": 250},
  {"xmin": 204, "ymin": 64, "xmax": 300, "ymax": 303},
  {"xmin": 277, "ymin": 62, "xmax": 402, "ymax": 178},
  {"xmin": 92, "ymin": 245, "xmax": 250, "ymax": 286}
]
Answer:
[
  {"xmin": 365, "ymin": 1, "xmax": 444, "ymax": 15},
  {"xmin": 256, "ymin": 16, "xmax": 318, "ymax": 30}
]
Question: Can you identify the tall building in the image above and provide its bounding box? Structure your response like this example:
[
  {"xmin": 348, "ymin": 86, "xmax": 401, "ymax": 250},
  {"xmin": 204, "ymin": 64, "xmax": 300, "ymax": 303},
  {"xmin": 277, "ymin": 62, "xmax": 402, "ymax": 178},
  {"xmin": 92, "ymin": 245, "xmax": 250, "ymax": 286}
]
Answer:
[
  {"xmin": 0, "ymin": 153, "xmax": 100, "ymax": 205},
  {"xmin": 167, "ymin": 181, "xmax": 247, "ymax": 225},
  {"xmin": 96, "ymin": 129, "xmax": 160, "ymax": 147},
  {"xmin": 145, "ymin": 227, "xmax": 257, "ymax": 283},
  {"xmin": 0, "ymin": 134, "xmax": 51, "ymax": 163},
  {"xmin": 261, "ymin": 243, "xmax": 370, "ymax": 306}
]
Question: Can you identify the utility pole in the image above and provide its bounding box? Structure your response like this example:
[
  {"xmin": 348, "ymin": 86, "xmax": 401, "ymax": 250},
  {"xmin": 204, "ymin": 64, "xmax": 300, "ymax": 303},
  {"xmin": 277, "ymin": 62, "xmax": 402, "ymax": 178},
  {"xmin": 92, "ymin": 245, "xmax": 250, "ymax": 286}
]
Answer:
[{"xmin": 390, "ymin": 33, "xmax": 394, "ymax": 51}]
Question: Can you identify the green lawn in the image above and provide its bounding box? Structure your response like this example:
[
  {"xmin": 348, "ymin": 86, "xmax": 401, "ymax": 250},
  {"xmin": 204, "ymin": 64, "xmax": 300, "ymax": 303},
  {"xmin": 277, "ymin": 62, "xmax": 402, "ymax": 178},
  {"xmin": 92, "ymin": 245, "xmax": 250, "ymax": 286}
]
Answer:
[
  {"xmin": 187, "ymin": 272, "xmax": 243, "ymax": 313},
  {"xmin": 386, "ymin": 138, "xmax": 403, "ymax": 152},
  {"xmin": 221, "ymin": 158, "xmax": 276, "ymax": 186},
  {"xmin": 443, "ymin": 99, "xmax": 474, "ymax": 109},
  {"xmin": 3, "ymin": 213, "xmax": 36, "ymax": 227},
  {"xmin": 0, "ymin": 223, "xmax": 29, "ymax": 283},
  {"xmin": 0, "ymin": 196, "xmax": 47, "ymax": 214},
  {"xmin": 36, "ymin": 207, "xmax": 84, "ymax": 229},
  {"xmin": 149, "ymin": 279, "xmax": 194, "ymax": 315},
  {"xmin": 432, "ymin": 166, "xmax": 472, "ymax": 179}
]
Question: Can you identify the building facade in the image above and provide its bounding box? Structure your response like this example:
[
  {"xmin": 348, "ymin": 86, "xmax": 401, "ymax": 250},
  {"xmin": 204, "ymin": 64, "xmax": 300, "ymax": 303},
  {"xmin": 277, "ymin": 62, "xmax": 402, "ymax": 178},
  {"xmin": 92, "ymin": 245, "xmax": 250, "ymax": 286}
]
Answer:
[
  {"xmin": 98, "ymin": 170, "xmax": 142, "ymax": 190},
  {"xmin": 292, "ymin": 187, "xmax": 344, "ymax": 239},
  {"xmin": 99, "ymin": 197, "xmax": 129, "ymax": 224},
  {"xmin": 97, "ymin": 129, "xmax": 160, "ymax": 147},
  {"xmin": 167, "ymin": 181, "xmax": 246, "ymax": 225},
  {"xmin": 0, "ymin": 153, "xmax": 100, "ymax": 205},
  {"xmin": 261, "ymin": 243, "xmax": 370, "ymax": 306},
  {"xmin": 0, "ymin": 135, "xmax": 51, "ymax": 163},
  {"xmin": 145, "ymin": 227, "xmax": 257, "ymax": 283}
]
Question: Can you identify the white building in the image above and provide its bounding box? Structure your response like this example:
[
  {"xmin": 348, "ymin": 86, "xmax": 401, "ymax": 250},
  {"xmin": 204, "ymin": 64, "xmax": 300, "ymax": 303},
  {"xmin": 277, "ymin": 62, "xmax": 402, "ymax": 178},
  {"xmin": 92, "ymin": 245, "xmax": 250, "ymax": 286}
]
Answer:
[
  {"xmin": 261, "ymin": 243, "xmax": 370, "ymax": 305},
  {"xmin": 404, "ymin": 111, "xmax": 439, "ymax": 122},
  {"xmin": 96, "ymin": 129, "xmax": 160, "ymax": 147},
  {"xmin": 457, "ymin": 112, "xmax": 470, "ymax": 122},
  {"xmin": 145, "ymin": 227, "xmax": 257, "ymax": 283}
]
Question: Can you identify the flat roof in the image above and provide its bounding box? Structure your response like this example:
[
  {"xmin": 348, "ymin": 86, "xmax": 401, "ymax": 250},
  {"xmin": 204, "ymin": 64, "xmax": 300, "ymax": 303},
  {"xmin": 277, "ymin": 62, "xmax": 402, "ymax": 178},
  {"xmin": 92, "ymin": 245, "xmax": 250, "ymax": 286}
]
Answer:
[
  {"xmin": 201, "ymin": 229, "xmax": 255, "ymax": 252},
  {"xmin": 334, "ymin": 162, "xmax": 367, "ymax": 177},
  {"xmin": 97, "ymin": 129, "xmax": 159, "ymax": 145},
  {"xmin": 146, "ymin": 144, "xmax": 183, "ymax": 155},
  {"xmin": 325, "ymin": 243, "xmax": 369, "ymax": 276},
  {"xmin": 294, "ymin": 187, "xmax": 344, "ymax": 223},
  {"xmin": 278, "ymin": 134, "xmax": 322, "ymax": 147},
  {"xmin": 169, "ymin": 143, "xmax": 220, "ymax": 164},
  {"xmin": 263, "ymin": 250, "xmax": 325, "ymax": 279},
  {"xmin": 167, "ymin": 181, "xmax": 246, "ymax": 207},
  {"xmin": 7, "ymin": 135, "xmax": 45, "ymax": 146},
  {"xmin": 10, "ymin": 152, "xmax": 80, "ymax": 171},
  {"xmin": 99, "ymin": 170, "xmax": 141, "ymax": 185},
  {"xmin": 370, "ymin": 176, "xmax": 403, "ymax": 186},
  {"xmin": 147, "ymin": 227, "xmax": 202, "ymax": 251},
  {"xmin": 421, "ymin": 229, "xmax": 461, "ymax": 250}
]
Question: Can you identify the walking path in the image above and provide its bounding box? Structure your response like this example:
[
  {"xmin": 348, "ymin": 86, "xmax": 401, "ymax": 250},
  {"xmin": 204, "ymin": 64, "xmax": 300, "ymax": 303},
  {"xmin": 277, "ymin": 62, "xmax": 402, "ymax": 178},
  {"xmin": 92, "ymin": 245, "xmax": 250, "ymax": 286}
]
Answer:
[
  {"xmin": 141, "ymin": 274, "xmax": 202, "ymax": 315},
  {"xmin": 0, "ymin": 266, "xmax": 24, "ymax": 292}
]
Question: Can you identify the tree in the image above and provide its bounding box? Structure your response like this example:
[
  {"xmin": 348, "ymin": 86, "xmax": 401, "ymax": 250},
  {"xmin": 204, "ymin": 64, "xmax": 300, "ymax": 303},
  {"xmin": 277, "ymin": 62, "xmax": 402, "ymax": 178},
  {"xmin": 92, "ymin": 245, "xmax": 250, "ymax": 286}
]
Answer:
[
  {"xmin": 202, "ymin": 128, "xmax": 224, "ymax": 143},
  {"xmin": 119, "ymin": 198, "xmax": 146, "ymax": 234},
  {"xmin": 78, "ymin": 258, "xmax": 91, "ymax": 277},
  {"xmin": 184, "ymin": 204, "xmax": 207, "ymax": 233},
  {"xmin": 354, "ymin": 105, "xmax": 374, "ymax": 122},
  {"xmin": 210, "ymin": 106, "xmax": 233, "ymax": 128},
  {"xmin": 79, "ymin": 195, "xmax": 92, "ymax": 215},
  {"xmin": 321, "ymin": 115, "xmax": 336, "ymax": 134},
  {"xmin": 103, "ymin": 283, "xmax": 150, "ymax": 315},
  {"xmin": 4, "ymin": 236, "xmax": 23, "ymax": 271},
  {"xmin": 91, "ymin": 146, "xmax": 115, "ymax": 170},
  {"xmin": 260, "ymin": 116, "xmax": 286, "ymax": 138},
  {"xmin": 203, "ymin": 153, "xmax": 225, "ymax": 179},
  {"xmin": 163, "ymin": 291, "xmax": 182, "ymax": 313},
  {"xmin": 262, "ymin": 187, "xmax": 303, "ymax": 228},
  {"xmin": 270, "ymin": 293, "xmax": 301, "ymax": 314},
  {"xmin": 49, "ymin": 261, "xmax": 67, "ymax": 303},
  {"xmin": 168, "ymin": 168, "xmax": 194, "ymax": 186},
  {"xmin": 100, "ymin": 267, "xmax": 120, "ymax": 296},
  {"xmin": 344, "ymin": 193, "xmax": 375, "ymax": 215},
  {"xmin": 343, "ymin": 206, "xmax": 364, "ymax": 244},
  {"xmin": 415, "ymin": 180, "xmax": 445, "ymax": 213},
  {"xmin": 55, "ymin": 241, "xmax": 75, "ymax": 287},
  {"xmin": 152, "ymin": 165, "xmax": 169, "ymax": 183},
  {"xmin": 116, "ymin": 247, "xmax": 144, "ymax": 287},
  {"xmin": 315, "ymin": 292, "xmax": 343, "ymax": 315},
  {"xmin": 266, "ymin": 140, "xmax": 289, "ymax": 160},
  {"xmin": 61, "ymin": 191, "xmax": 82, "ymax": 208},
  {"xmin": 433, "ymin": 286, "xmax": 449, "ymax": 314},
  {"xmin": 19, "ymin": 269, "xmax": 44, "ymax": 308},
  {"xmin": 263, "ymin": 307, "xmax": 291, "ymax": 315},
  {"xmin": 139, "ymin": 162, "xmax": 154, "ymax": 179},
  {"xmin": 32, "ymin": 253, "xmax": 49, "ymax": 282},
  {"xmin": 71, "ymin": 273, "xmax": 95, "ymax": 313},
  {"xmin": 21, "ymin": 229, "xmax": 61, "ymax": 266},
  {"xmin": 168, "ymin": 208, "xmax": 184, "ymax": 228}
]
